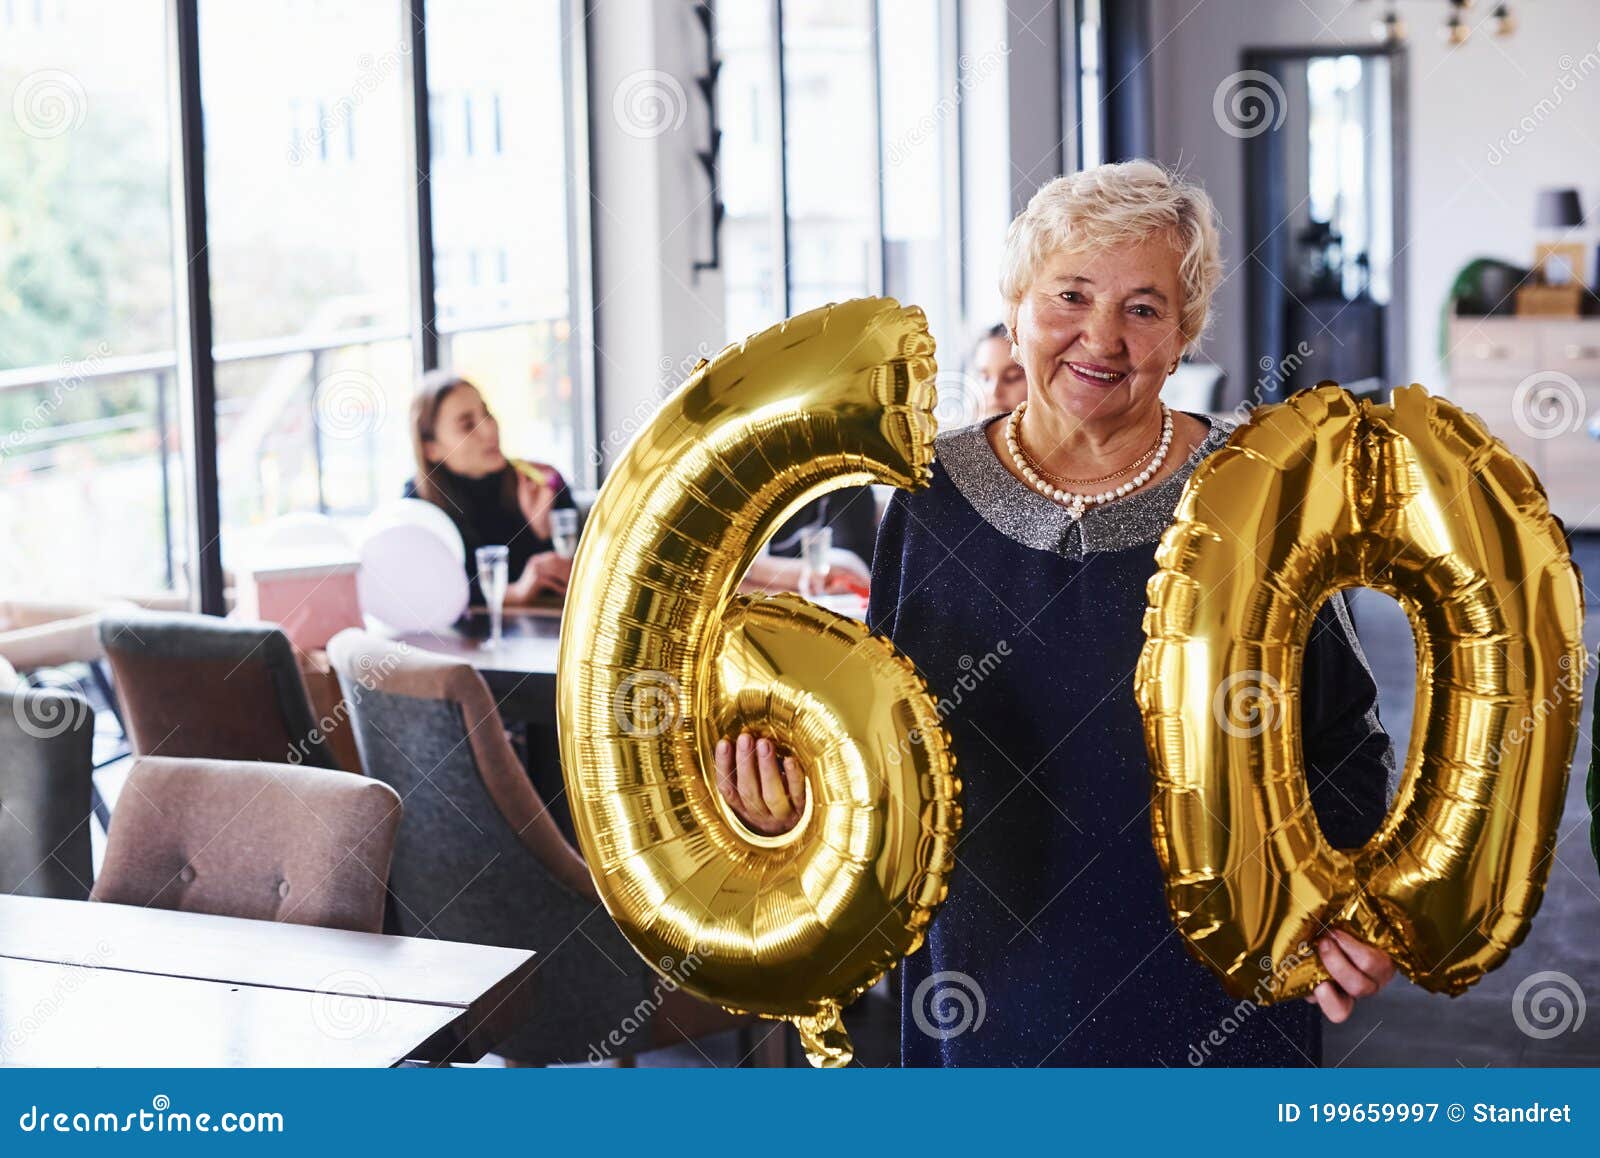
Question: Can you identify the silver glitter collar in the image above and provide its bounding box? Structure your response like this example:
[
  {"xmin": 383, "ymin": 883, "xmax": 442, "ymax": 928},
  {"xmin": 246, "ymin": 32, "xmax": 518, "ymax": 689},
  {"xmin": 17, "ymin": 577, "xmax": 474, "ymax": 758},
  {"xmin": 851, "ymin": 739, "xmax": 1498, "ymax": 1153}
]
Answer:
[{"xmin": 935, "ymin": 410, "xmax": 1237, "ymax": 560}]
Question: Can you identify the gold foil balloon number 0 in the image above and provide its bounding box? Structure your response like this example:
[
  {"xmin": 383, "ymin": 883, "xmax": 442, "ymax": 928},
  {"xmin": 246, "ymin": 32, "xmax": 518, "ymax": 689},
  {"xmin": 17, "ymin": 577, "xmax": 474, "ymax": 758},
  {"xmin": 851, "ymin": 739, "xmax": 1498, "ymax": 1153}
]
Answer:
[
  {"xmin": 1137, "ymin": 385, "xmax": 1585, "ymax": 1002},
  {"xmin": 557, "ymin": 298, "xmax": 961, "ymax": 1067}
]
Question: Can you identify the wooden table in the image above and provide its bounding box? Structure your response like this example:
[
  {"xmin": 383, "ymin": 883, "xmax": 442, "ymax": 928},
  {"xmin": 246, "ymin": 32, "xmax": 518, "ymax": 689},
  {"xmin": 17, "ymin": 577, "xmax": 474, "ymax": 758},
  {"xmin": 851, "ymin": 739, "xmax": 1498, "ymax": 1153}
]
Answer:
[
  {"xmin": 389, "ymin": 594, "xmax": 864, "ymax": 728},
  {"xmin": 390, "ymin": 595, "xmax": 865, "ymax": 840},
  {"xmin": 395, "ymin": 609, "xmax": 561, "ymax": 726},
  {"xmin": 0, "ymin": 896, "xmax": 537, "ymax": 1067}
]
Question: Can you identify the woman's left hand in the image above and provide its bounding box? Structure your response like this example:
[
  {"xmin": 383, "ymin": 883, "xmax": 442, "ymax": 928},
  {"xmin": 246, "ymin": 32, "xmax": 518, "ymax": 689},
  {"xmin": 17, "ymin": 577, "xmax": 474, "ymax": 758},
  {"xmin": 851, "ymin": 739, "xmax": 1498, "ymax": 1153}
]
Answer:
[
  {"xmin": 822, "ymin": 553, "xmax": 871, "ymax": 597},
  {"xmin": 516, "ymin": 465, "xmax": 559, "ymax": 540},
  {"xmin": 1305, "ymin": 928, "xmax": 1398, "ymax": 1023},
  {"xmin": 509, "ymin": 551, "xmax": 571, "ymax": 602}
]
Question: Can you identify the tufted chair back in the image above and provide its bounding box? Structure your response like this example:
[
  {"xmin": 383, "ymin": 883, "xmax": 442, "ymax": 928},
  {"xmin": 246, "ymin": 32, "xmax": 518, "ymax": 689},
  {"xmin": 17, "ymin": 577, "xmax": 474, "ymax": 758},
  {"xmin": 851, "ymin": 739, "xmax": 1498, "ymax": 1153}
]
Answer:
[{"xmin": 90, "ymin": 756, "xmax": 401, "ymax": 933}]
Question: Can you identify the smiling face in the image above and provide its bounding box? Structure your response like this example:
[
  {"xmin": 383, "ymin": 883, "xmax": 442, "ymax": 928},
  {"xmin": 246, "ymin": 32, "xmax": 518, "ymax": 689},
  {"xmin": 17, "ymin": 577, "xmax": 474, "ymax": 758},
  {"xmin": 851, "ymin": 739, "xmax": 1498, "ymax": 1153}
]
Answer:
[
  {"xmin": 422, "ymin": 384, "xmax": 507, "ymax": 478},
  {"xmin": 1008, "ymin": 233, "xmax": 1188, "ymax": 429}
]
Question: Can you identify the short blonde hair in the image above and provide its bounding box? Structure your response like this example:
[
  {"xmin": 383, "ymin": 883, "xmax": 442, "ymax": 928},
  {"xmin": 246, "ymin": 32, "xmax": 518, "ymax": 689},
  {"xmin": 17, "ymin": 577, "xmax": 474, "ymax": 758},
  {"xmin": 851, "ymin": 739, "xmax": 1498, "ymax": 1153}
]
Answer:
[{"xmin": 1000, "ymin": 160, "xmax": 1223, "ymax": 348}]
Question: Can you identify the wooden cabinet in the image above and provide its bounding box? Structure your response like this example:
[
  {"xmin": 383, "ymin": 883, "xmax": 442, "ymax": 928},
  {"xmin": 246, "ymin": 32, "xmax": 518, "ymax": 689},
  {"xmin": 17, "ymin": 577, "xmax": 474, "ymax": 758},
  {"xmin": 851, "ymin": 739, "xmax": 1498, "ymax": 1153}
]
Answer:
[{"xmin": 1447, "ymin": 318, "xmax": 1600, "ymax": 531}]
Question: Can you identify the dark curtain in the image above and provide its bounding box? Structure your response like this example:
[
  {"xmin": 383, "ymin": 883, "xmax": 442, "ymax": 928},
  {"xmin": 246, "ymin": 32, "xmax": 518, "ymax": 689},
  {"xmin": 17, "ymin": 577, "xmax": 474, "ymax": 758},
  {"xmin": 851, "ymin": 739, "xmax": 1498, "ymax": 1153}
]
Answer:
[
  {"xmin": 1100, "ymin": 0, "xmax": 1154, "ymax": 162},
  {"xmin": 1243, "ymin": 55, "xmax": 1293, "ymax": 404}
]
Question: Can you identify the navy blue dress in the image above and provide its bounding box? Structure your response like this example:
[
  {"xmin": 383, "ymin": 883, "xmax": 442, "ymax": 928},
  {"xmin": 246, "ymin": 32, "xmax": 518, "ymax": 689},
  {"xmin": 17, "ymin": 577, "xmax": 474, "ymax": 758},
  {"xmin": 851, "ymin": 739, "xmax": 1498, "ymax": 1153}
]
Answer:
[{"xmin": 868, "ymin": 414, "xmax": 1394, "ymax": 1068}]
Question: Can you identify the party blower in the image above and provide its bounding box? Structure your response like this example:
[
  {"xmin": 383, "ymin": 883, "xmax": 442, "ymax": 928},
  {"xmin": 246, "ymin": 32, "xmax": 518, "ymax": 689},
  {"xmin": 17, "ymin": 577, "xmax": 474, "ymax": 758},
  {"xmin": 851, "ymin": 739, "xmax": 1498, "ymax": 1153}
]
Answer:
[
  {"xmin": 556, "ymin": 298, "xmax": 963, "ymax": 1067},
  {"xmin": 1136, "ymin": 384, "xmax": 1586, "ymax": 1003}
]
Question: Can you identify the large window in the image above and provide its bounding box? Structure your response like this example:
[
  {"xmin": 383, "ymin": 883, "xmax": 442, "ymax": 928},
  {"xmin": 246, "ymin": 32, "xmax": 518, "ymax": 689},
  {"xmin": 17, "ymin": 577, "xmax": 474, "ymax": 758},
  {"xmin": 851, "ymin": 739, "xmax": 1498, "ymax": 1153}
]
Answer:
[
  {"xmin": 201, "ymin": 0, "xmax": 415, "ymax": 556},
  {"xmin": 718, "ymin": 2, "xmax": 783, "ymax": 343},
  {"xmin": 1078, "ymin": 0, "xmax": 1103, "ymax": 169},
  {"xmin": 782, "ymin": 0, "xmax": 879, "ymax": 314},
  {"xmin": 718, "ymin": 0, "xmax": 960, "ymax": 362},
  {"xmin": 0, "ymin": 0, "xmax": 591, "ymax": 604},
  {"xmin": 878, "ymin": 0, "xmax": 958, "ymax": 362},
  {"xmin": 427, "ymin": 0, "xmax": 581, "ymax": 481},
  {"xmin": 0, "ymin": 0, "xmax": 188, "ymax": 597}
]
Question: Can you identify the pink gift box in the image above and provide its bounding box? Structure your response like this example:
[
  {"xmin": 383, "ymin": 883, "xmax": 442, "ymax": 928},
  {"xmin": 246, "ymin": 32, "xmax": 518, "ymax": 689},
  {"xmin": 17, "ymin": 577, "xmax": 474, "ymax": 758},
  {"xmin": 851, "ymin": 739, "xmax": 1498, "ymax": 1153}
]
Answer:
[{"xmin": 235, "ymin": 557, "xmax": 363, "ymax": 651}]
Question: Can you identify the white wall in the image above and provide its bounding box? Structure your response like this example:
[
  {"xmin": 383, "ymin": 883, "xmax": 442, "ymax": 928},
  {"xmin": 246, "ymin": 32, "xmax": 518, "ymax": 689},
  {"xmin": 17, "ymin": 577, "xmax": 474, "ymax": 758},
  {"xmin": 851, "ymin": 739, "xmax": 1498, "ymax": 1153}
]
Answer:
[
  {"xmin": 961, "ymin": 0, "xmax": 1074, "ymax": 333},
  {"xmin": 960, "ymin": 0, "xmax": 1019, "ymax": 334},
  {"xmin": 1146, "ymin": 0, "xmax": 1600, "ymax": 402},
  {"xmin": 585, "ymin": 0, "xmax": 727, "ymax": 473},
  {"xmin": 585, "ymin": 0, "xmax": 1072, "ymax": 460}
]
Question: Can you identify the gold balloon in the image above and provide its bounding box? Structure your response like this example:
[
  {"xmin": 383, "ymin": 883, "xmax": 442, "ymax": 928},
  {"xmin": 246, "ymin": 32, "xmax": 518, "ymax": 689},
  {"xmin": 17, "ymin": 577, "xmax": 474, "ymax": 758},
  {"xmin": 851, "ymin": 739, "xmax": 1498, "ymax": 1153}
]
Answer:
[
  {"xmin": 556, "ymin": 298, "xmax": 962, "ymax": 1066},
  {"xmin": 1136, "ymin": 384, "xmax": 1586, "ymax": 1002}
]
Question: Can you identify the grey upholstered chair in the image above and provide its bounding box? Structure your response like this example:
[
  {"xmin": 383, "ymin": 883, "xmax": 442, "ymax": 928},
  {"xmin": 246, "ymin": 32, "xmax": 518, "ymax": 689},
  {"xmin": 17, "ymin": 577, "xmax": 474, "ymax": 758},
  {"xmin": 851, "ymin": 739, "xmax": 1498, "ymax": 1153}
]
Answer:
[
  {"xmin": 0, "ymin": 685, "xmax": 95, "ymax": 899},
  {"xmin": 98, "ymin": 610, "xmax": 339, "ymax": 770},
  {"xmin": 90, "ymin": 755, "xmax": 402, "ymax": 933},
  {"xmin": 327, "ymin": 628, "xmax": 750, "ymax": 1065}
]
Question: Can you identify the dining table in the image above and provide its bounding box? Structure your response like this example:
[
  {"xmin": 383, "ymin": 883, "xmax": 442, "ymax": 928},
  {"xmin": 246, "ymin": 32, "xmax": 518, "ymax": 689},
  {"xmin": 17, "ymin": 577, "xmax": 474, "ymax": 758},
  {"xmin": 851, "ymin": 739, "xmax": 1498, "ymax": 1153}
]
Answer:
[
  {"xmin": 393, "ymin": 607, "xmax": 562, "ymax": 726},
  {"xmin": 384, "ymin": 593, "xmax": 868, "ymax": 837},
  {"xmin": 388, "ymin": 592, "xmax": 867, "ymax": 727},
  {"xmin": 0, "ymin": 895, "xmax": 537, "ymax": 1067}
]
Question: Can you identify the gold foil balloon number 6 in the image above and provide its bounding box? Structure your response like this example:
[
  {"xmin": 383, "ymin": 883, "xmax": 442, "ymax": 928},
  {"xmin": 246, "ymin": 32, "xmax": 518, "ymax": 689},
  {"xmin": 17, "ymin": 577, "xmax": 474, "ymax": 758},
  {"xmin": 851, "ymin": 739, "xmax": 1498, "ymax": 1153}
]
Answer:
[
  {"xmin": 1136, "ymin": 385, "xmax": 1585, "ymax": 1002},
  {"xmin": 557, "ymin": 298, "xmax": 962, "ymax": 1067}
]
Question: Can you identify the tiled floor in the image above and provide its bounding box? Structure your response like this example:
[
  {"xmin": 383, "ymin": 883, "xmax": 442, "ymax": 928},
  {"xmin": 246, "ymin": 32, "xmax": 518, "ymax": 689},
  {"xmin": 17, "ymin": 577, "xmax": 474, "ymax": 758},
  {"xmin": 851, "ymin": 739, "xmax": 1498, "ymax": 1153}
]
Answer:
[{"xmin": 1324, "ymin": 532, "xmax": 1600, "ymax": 1066}]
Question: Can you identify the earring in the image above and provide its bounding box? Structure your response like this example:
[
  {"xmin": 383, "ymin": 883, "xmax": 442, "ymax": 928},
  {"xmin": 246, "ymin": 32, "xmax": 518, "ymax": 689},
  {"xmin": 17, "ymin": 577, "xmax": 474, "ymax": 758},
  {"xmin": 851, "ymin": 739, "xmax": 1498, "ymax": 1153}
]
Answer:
[{"xmin": 1167, "ymin": 360, "xmax": 1180, "ymax": 375}]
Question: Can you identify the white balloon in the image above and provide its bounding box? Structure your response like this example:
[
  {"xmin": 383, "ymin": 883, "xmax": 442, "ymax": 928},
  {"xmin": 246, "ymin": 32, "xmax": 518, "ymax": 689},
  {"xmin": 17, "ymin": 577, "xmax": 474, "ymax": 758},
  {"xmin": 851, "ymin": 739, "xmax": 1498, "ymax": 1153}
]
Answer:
[
  {"xmin": 357, "ymin": 523, "xmax": 469, "ymax": 633},
  {"xmin": 363, "ymin": 498, "xmax": 465, "ymax": 563},
  {"xmin": 257, "ymin": 512, "xmax": 356, "ymax": 560}
]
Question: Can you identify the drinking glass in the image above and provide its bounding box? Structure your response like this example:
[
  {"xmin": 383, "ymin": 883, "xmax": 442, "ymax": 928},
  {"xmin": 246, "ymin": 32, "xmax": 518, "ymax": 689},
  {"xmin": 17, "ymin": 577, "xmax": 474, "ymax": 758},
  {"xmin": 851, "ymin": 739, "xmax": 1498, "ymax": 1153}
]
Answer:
[
  {"xmin": 551, "ymin": 508, "xmax": 579, "ymax": 558},
  {"xmin": 798, "ymin": 526, "xmax": 832, "ymax": 600},
  {"xmin": 475, "ymin": 545, "xmax": 510, "ymax": 649}
]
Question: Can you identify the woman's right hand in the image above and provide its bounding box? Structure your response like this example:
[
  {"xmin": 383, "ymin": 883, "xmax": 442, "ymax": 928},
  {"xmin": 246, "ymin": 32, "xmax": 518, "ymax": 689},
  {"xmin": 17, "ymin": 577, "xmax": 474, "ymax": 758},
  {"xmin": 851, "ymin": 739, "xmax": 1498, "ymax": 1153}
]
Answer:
[
  {"xmin": 515, "ymin": 463, "xmax": 560, "ymax": 540},
  {"xmin": 714, "ymin": 731, "xmax": 807, "ymax": 835}
]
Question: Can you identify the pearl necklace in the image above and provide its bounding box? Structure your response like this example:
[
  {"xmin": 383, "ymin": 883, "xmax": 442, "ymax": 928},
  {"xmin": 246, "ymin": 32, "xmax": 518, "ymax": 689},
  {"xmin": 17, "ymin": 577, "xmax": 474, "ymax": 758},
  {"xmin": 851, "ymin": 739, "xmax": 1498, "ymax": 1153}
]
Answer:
[
  {"xmin": 1004, "ymin": 400, "xmax": 1173, "ymax": 521},
  {"xmin": 1031, "ymin": 418, "xmax": 1163, "ymax": 486}
]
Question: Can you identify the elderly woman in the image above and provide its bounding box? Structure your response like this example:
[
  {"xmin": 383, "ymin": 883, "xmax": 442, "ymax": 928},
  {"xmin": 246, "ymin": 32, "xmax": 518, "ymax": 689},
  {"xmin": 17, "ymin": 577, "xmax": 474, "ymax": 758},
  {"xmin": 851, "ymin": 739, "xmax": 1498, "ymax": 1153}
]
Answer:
[{"xmin": 715, "ymin": 160, "xmax": 1397, "ymax": 1067}]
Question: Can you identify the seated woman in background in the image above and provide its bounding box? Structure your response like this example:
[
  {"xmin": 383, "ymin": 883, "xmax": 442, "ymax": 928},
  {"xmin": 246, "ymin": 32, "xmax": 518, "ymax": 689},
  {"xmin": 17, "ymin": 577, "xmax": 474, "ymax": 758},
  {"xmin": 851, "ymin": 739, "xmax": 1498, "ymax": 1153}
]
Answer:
[
  {"xmin": 406, "ymin": 371, "xmax": 575, "ymax": 605},
  {"xmin": 972, "ymin": 321, "xmax": 1028, "ymax": 416},
  {"xmin": 745, "ymin": 485, "xmax": 876, "ymax": 598}
]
